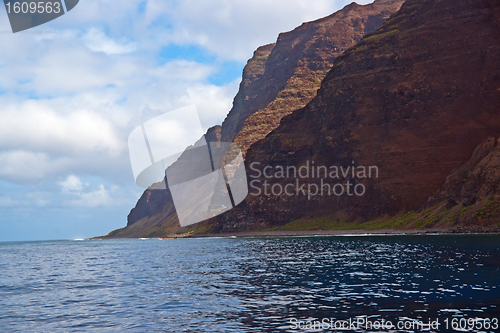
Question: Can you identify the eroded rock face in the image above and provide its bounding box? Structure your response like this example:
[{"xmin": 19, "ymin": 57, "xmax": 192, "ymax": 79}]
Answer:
[
  {"xmin": 203, "ymin": 0, "xmax": 500, "ymax": 232},
  {"xmin": 113, "ymin": 0, "xmax": 405, "ymax": 237},
  {"xmin": 220, "ymin": 43, "xmax": 276, "ymax": 144},
  {"xmin": 402, "ymin": 137, "xmax": 500, "ymax": 232},
  {"xmin": 426, "ymin": 137, "xmax": 500, "ymax": 208},
  {"xmin": 227, "ymin": 0, "xmax": 405, "ymax": 156}
]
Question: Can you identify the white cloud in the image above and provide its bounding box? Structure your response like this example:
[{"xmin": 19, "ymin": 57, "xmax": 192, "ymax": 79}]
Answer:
[
  {"xmin": 25, "ymin": 0, "xmax": 376, "ymax": 61},
  {"xmin": 0, "ymin": 150, "xmax": 71, "ymax": 181},
  {"xmin": 0, "ymin": 72, "xmax": 236, "ymax": 183},
  {"xmin": 58, "ymin": 175, "xmax": 121, "ymax": 207},
  {"xmin": 68, "ymin": 184, "xmax": 114, "ymax": 208},
  {"xmin": 83, "ymin": 28, "xmax": 137, "ymax": 55},
  {"xmin": 0, "ymin": 99, "xmax": 123, "ymax": 155},
  {"xmin": 180, "ymin": 79, "xmax": 240, "ymax": 129},
  {"xmin": 0, "ymin": 192, "xmax": 52, "ymax": 208},
  {"xmin": 0, "ymin": 196, "xmax": 22, "ymax": 207},
  {"xmin": 135, "ymin": 0, "xmax": 375, "ymax": 61},
  {"xmin": 0, "ymin": 0, "xmax": 378, "ymax": 240},
  {"xmin": 152, "ymin": 60, "xmax": 215, "ymax": 81},
  {"xmin": 59, "ymin": 175, "xmax": 84, "ymax": 193}
]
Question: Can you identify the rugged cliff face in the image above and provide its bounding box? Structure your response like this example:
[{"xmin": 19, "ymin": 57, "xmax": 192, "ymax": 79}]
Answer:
[
  {"xmin": 426, "ymin": 137, "xmax": 500, "ymax": 208},
  {"xmin": 219, "ymin": 43, "xmax": 275, "ymax": 144},
  {"xmin": 108, "ymin": 0, "xmax": 405, "ymax": 237},
  {"xmin": 412, "ymin": 137, "xmax": 500, "ymax": 232},
  {"xmin": 226, "ymin": 0, "xmax": 405, "ymax": 156},
  {"xmin": 201, "ymin": 0, "xmax": 500, "ymax": 233}
]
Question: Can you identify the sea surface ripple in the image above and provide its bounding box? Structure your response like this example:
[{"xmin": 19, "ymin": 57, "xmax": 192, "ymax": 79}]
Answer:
[{"xmin": 0, "ymin": 235, "xmax": 498, "ymax": 332}]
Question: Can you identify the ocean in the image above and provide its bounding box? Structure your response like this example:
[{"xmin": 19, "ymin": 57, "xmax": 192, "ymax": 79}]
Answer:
[{"xmin": 0, "ymin": 235, "xmax": 498, "ymax": 332}]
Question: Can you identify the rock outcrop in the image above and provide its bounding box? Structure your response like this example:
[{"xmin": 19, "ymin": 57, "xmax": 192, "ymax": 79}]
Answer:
[
  {"xmin": 410, "ymin": 137, "xmax": 500, "ymax": 231},
  {"xmin": 426, "ymin": 137, "xmax": 500, "ymax": 208}
]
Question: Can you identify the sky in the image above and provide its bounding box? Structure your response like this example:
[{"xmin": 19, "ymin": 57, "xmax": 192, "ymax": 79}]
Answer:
[{"xmin": 0, "ymin": 0, "xmax": 374, "ymax": 242}]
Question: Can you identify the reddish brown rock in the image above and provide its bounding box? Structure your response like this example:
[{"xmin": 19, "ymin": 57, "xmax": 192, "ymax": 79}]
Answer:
[
  {"xmin": 426, "ymin": 137, "xmax": 500, "ymax": 209},
  {"xmin": 385, "ymin": 138, "xmax": 500, "ymax": 232},
  {"xmin": 225, "ymin": 0, "xmax": 405, "ymax": 155},
  {"xmin": 108, "ymin": 0, "xmax": 405, "ymax": 238},
  {"xmin": 204, "ymin": 0, "xmax": 500, "ymax": 232}
]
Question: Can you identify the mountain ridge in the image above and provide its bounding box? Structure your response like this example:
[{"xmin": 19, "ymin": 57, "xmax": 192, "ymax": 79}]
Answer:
[
  {"xmin": 105, "ymin": 0, "xmax": 500, "ymax": 238},
  {"xmin": 195, "ymin": 0, "xmax": 500, "ymax": 233},
  {"xmin": 105, "ymin": 0, "xmax": 405, "ymax": 238}
]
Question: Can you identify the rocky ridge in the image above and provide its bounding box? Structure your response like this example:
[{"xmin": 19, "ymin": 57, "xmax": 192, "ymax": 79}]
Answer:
[
  {"xmin": 107, "ymin": 0, "xmax": 405, "ymax": 238},
  {"xmin": 226, "ymin": 0, "xmax": 405, "ymax": 156},
  {"xmin": 198, "ymin": 0, "xmax": 500, "ymax": 233}
]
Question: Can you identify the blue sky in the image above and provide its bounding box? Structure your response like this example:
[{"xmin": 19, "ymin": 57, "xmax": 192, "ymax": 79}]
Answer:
[{"xmin": 0, "ymin": 0, "xmax": 373, "ymax": 242}]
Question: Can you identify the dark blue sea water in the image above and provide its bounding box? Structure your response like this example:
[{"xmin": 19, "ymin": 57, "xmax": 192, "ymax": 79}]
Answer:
[{"xmin": 0, "ymin": 235, "xmax": 499, "ymax": 332}]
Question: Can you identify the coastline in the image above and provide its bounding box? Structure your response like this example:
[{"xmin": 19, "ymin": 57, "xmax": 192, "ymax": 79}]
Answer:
[{"xmin": 163, "ymin": 227, "xmax": 500, "ymax": 239}]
